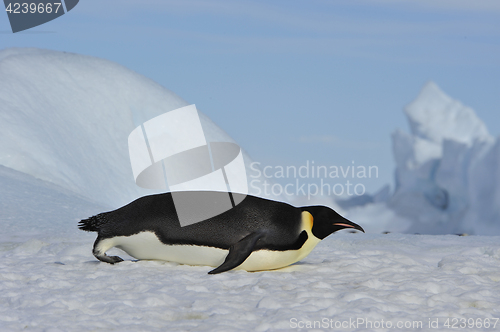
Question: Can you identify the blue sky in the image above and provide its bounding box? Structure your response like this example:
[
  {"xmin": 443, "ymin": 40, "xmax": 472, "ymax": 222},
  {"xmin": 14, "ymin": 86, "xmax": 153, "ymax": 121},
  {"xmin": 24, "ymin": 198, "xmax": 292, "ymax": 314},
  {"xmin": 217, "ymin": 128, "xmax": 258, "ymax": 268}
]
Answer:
[{"xmin": 1, "ymin": 0, "xmax": 499, "ymax": 194}]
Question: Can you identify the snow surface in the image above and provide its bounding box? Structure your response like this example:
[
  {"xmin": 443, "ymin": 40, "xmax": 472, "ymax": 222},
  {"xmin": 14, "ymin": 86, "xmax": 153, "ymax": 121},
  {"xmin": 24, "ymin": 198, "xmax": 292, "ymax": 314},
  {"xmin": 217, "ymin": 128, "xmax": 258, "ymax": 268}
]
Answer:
[
  {"xmin": 2, "ymin": 183, "xmax": 500, "ymax": 331},
  {"xmin": 2, "ymin": 167, "xmax": 500, "ymax": 331},
  {"xmin": 2, "ymin": 48, "xmax": 500, "ymax": 330}
]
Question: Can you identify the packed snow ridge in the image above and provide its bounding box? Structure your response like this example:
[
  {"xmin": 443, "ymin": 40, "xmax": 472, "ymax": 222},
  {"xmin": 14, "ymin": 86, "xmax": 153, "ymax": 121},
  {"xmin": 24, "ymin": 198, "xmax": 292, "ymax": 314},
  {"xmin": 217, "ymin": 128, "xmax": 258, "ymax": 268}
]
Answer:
[{"xmin": 0, "ymin": 48, "xmax": 274, "ymax": 209}]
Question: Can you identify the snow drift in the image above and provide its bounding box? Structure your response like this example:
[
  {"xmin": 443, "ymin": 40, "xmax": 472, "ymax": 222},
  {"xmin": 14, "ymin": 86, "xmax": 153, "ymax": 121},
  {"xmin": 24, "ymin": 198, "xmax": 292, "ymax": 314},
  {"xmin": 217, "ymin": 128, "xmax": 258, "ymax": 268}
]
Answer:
[
  {"xmin": 389, "ymin": 82, "xmax": 500, "ymax": 235},
  {"xmin": 0, "ymin": 48, "xmax": 271, "ymax": 209}
]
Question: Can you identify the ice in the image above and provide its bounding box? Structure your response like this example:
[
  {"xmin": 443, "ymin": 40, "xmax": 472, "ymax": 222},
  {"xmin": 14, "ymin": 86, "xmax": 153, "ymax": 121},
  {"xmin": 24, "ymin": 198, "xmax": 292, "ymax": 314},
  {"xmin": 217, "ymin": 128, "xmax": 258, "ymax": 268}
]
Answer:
[
  {"xmin": 336, "ymin": 184, "xmax": 391, "ymax": 210},
  {"xmin": 388, "ymin": 82, "xmax": 500, "ymax": 235},
  {"xmin": 405, "ymin": 82, "xmax": 490, "ymax": 145}
]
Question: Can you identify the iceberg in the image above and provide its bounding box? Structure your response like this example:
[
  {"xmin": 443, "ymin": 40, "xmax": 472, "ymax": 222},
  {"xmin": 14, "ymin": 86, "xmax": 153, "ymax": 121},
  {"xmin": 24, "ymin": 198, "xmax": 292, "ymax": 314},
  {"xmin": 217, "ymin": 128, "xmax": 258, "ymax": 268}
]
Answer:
[{"xmin": 389, "ymin": 82, "xmax": 500, "ymax": 235}]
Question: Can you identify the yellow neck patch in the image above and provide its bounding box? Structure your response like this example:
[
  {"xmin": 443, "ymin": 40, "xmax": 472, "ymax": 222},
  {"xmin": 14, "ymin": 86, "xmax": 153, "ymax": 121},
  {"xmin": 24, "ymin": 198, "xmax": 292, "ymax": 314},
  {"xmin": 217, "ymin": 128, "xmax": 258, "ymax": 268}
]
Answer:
[
  {"xmin": 298, "ymin": 211, "xmax": 321, "ymax": 259},
  {"xmin": 302, "ymin": 210, "xmax": 314, "ymax": 234}
]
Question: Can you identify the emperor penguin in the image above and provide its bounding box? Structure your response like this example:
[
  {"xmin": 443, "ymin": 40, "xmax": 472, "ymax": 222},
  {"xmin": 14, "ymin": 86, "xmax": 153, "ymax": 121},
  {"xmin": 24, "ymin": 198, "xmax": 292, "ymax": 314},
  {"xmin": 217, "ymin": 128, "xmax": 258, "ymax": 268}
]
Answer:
[{"xmin": 79, "ymin": 192, "xmax": 364, "ymax": 274}]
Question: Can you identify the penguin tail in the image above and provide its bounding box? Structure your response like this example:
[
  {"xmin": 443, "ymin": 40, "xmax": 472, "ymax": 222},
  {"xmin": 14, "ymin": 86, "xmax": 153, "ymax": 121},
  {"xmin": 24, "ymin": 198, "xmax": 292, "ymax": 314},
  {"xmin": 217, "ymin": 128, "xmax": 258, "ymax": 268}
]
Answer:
[{"xmin": 78, "ymin": 213, "xmax": 108, "ymax": 232}]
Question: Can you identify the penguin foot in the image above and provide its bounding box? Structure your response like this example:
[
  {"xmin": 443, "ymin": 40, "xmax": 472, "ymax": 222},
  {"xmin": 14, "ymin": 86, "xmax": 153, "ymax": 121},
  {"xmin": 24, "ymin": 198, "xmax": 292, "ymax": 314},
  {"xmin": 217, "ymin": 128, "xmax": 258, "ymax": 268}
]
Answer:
[
  {"xmin": 94, "ymin": 253, "xmax": 124, "ymax": 264},
  {"xmin": 108, "ymin": 256, "xmax": 124, "ymax": 264}
]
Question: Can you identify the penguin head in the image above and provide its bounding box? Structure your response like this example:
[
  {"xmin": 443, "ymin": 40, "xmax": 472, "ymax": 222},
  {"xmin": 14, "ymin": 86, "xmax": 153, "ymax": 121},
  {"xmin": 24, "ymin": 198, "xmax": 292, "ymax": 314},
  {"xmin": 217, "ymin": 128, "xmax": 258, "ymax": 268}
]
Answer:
[{"xmin": 302, "ymin": 206, "xmax": 364, "ymax": 240}]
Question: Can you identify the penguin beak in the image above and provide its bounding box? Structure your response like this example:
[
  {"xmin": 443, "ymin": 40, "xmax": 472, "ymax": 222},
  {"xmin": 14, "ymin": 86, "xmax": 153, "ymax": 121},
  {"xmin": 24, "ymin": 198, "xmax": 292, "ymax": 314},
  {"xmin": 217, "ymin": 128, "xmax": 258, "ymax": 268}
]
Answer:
[{"xmin": 333, "ymin": 220, "xmax": 365, "ymax": 233}]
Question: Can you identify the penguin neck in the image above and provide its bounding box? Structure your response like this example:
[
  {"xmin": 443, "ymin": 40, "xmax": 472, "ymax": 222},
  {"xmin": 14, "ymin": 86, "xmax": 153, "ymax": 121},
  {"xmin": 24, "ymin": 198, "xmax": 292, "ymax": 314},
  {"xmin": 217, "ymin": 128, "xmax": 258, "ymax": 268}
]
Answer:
[{"xmin": 297, "ymin": 211, "xmax": 322, "ymax": 260}]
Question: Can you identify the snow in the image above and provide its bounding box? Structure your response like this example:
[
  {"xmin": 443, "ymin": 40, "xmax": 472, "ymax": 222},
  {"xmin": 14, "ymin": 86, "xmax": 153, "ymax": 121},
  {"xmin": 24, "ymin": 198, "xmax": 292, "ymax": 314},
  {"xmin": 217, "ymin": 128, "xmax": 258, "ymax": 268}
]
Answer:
[
  {"xmin": 0, "ymin": 165, "xmax": 105, "ymax": 243},
  {"xmin": 1, "ymin": 167, "xmax": 499, "ymax": 330},
  {"xmin": 2, "ymin": 195, "xmax": 500, "ymax": 331},
  {"xmin": 0, "ymin": 48, "xmax": 275, "ymax": 210},
  {"xmin": 1, "ymin": 49, "xmax": 500, "ymax": 330}
]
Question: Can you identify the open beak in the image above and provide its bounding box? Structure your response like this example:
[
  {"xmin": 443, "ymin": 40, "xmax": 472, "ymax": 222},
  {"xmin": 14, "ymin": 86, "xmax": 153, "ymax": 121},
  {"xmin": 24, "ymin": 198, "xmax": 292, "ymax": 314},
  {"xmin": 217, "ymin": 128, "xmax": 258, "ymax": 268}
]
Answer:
[{"xmin": 333, "ymin": 219, "xmax": 365, "ymax": 233}]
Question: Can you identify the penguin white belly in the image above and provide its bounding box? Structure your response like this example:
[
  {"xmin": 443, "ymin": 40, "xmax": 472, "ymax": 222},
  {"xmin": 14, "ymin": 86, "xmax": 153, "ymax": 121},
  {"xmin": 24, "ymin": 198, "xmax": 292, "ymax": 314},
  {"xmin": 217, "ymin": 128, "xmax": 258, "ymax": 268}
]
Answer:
[
  {"xmin": 239, "ymin": 234, "xmax": 321, "ymax": 271},
  {"xmin": 96, "ymin": 229, "xmax": 321, "ymax": 272},
  {"xmin": 98, "ymin": 232, "xmax": 227, "ymax": 267}
]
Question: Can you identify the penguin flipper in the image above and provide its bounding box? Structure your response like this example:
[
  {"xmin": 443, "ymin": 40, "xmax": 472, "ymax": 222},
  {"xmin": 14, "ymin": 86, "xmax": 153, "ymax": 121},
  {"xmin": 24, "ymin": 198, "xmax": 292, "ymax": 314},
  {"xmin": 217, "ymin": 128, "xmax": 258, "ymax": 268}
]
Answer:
[{"xmin": 208, "ymin": 231, "xmax": 265, "ymax": 274}]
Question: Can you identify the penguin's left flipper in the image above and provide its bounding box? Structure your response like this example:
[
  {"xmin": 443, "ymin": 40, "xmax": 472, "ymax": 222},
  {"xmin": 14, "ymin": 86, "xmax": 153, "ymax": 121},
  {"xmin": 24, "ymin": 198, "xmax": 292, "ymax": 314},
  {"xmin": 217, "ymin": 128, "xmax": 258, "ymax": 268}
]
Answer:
[{"xmin": 208, "ymin": 231, "xmax": 265, "ymax": 274}]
